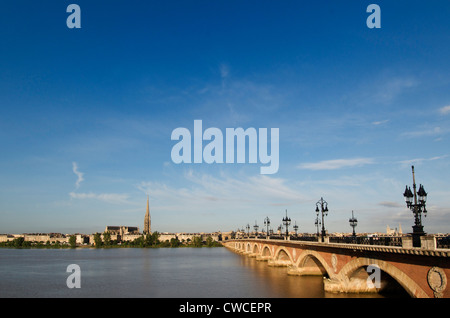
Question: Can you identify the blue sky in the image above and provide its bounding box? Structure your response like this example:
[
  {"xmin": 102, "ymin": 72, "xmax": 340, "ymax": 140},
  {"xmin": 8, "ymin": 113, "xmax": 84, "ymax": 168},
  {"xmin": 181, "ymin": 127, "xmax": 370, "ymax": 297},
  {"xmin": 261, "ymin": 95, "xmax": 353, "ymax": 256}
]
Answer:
[{"xmin": 0, "ymin": 1, "xmax": 449, "ymax": 235}]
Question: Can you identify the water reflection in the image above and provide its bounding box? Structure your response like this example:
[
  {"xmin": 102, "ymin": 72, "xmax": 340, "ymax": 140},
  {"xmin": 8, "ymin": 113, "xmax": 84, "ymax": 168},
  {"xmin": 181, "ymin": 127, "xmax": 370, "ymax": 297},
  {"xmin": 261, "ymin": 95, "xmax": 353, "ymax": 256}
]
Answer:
[{"xmin": 234, "ymin": 252, "xmax": 383, "ymax": 298}]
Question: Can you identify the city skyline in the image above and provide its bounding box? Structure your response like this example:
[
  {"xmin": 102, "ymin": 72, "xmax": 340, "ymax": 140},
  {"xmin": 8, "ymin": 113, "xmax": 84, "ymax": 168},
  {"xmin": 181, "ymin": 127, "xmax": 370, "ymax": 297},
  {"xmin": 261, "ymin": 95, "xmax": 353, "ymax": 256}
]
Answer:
[{"xmin": 0, "ymin": 1, "xmax": 449, "ymax": 235}]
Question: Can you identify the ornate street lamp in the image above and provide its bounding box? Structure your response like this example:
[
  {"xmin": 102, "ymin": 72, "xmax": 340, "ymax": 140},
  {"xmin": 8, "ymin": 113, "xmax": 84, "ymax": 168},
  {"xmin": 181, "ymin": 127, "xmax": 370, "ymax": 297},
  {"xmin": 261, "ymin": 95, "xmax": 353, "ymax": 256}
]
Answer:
[
  {"xmin": 264, "ymin": 217, "xmax": 270, "ymax": 237},
  {"xmin": 293, "ymin": 221, "xmax": 299, "ymax": 236},
  {"xmin": 277, "ymin": 224, "xmax": 283, "ymax": 236},
  {"xmin": 349, "ymin": 210, "xmax": 358, "ymax": 237},
  {"xmin": 246, "ymin": 224, "xmax": 250, "ymax": 237},
  {"xmin": 315, "ymin": 214, "xmax": 321, "ymax": 237},
  {"xmin": 315, "ymin": 197, "xmax": 329, "ymax": 242},
  {"xmin": 282, "ymin": 209, "xmax": 291, "ymax": 238},
  {"xmin": 403, "ymin": 165, "xmax": 427, "ymax": 247},
  {"xmin": 253, "ymin": 221, "xmax": 259, "ymax": 237}
]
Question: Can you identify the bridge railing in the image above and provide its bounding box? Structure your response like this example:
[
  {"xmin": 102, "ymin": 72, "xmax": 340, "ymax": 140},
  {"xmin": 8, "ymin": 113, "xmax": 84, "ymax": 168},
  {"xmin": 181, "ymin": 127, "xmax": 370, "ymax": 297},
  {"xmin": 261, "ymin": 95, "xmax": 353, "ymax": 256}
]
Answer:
[
  {"xmin": 289, "ymin": 236, "xmax": 319, "ymax": 242},
  {"xmin": 436, "ymin": 236, "xmax": 450, "ymax": 249},
  {"xmin": 233, "ymin": 235, "xmax": 448, "ymax": 250},
  {"xmin": 328, "ymin": 236, "xmax": 403, "ymax": 247}
]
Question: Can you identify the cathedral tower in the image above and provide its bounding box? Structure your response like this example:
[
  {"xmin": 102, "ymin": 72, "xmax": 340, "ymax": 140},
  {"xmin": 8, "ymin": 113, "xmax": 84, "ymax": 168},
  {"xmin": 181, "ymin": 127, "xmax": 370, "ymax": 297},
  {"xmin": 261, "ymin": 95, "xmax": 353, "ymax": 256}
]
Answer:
[{"xmin": 144, "ymin": 195, "xmax": 151, "ymax": 234}]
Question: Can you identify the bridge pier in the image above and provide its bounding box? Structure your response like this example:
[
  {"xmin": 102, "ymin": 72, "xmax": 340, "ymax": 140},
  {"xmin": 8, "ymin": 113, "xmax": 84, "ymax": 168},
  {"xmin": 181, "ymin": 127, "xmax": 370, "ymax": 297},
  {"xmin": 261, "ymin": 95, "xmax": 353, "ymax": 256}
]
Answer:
[
  {"xmin": 323, "ymin": 277, "xmax": 379, "ymax": 294},
  {"xmin": 287, "ymin": 266, "xmax": 325, "ymax": 276},
  {"xmin": 256, "ymin": 255, "xmax": 270, "ymax": 262},
  {"xmin": 268, "ymin": 259, "xmax": 291, "ymax": 267}
]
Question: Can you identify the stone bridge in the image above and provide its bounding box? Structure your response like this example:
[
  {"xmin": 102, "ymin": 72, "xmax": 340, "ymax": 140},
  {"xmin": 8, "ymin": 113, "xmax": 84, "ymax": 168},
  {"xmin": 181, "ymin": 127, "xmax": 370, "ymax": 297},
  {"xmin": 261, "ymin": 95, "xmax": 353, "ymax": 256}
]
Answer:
[{"xmin": 223, "ymin": 238, "xmax": 450, "ymax": 298}]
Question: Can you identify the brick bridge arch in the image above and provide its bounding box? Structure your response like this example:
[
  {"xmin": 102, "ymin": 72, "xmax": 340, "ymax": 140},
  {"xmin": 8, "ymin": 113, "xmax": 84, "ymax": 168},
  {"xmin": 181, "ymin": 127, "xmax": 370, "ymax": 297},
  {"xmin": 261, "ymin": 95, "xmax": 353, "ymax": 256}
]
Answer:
[
  {"xmin": 294, "ymin": 250, "xmax": 332, "ymax": 278},
  {"xmin": 224, "ymin": 239, "xmax": 449, "ymax": 298},
  {"xmin": 336, "ymin": 257, "xmax": 428, "ymax": 297}
]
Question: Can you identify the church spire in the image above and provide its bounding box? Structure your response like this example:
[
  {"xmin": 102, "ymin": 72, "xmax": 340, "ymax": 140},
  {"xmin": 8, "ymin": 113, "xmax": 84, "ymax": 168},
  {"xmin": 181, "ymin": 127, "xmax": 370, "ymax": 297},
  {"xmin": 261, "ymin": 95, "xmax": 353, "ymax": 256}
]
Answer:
[{"xmin": 144, "ymin": 195, "xmax": 151, "ymax": 234}]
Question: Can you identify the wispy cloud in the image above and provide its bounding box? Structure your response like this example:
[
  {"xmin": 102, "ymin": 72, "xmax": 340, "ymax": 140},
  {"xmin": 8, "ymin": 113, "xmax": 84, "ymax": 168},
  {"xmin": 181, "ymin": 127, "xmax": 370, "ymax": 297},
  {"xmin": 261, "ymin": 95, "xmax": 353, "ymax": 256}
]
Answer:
[
  {"xmin": 189, "ymin": 73, "xmax": 287, "ymax": 126},
  {"xmin": 69, "ymin": 162, "xmax": 134, "ymax": 205},
  {"xmin": 401, "ymin": 126, "xmax": 444, "ymax": 138},
  {"xmin": 374, "ymin": 77, "xmax": 418, "ymax": 104},
  {"xmin": 398, "ymin": 155, "xmax": 448, "ymax": 166},
  {"xmin": 372, "ymin": 119, "xmax": 389, "ymax": 125},
  {"xmin": 438, "ymin": 105, "xmax": 450, "ymax": 115},
  {"xmin": 69, "ymin": 192, "xmax": 131, "ymax": 204},
  {"xmin": 220, "ymin": 64, "xmax": 229, "ymax": 79},
  {"xmin": 378, "ymin": 201, "xmax": 402, "ymax": 208},
  {"xmin": 137, "ymin": 171, "xmax": 306, "ymax": 209},
  {"xmin": 72, "ymin": 162, "xmax": 84, "ymax": 189},
  {"xmin": 297, "ymin": 158, "xmax": 375, "ymax": 170},
  {"xmin": 349, "ymin": 75, "xmax": 419, "ymax": 110}
]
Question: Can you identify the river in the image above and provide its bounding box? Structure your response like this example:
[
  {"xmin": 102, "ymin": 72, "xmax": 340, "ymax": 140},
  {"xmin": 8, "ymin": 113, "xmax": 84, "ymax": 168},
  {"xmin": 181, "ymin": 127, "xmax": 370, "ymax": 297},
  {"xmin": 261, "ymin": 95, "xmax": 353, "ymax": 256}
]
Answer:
[{"xmin": 0, "ymin": 247, "xmax": 382, "ymax": 298}]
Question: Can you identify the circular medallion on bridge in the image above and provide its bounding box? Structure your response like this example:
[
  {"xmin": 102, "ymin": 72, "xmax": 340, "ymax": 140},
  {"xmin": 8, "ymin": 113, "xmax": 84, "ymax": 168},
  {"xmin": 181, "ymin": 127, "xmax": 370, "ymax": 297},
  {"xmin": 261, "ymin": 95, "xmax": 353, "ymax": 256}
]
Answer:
[
  {"xmin": 331, "ymin": 254, "xmax": 338, "ymax": 273},
  {"xmin": 427, "ymin": 266, "xmax": 447, "ymax": 298}
]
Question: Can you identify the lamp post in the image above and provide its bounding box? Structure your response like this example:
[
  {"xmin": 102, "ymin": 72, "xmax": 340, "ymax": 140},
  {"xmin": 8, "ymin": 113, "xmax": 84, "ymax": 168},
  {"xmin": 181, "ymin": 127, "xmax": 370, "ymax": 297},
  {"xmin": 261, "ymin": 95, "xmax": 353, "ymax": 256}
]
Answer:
[
  {"xmin": 282, "ymin": 209, "xmax": 291, "ymax": 239},
  {"xmin": 349, "ymin": 210, "xmax": 358, "ymax": 238},
  {"xmin": 403, "ymin": 165, "xmax": 427, "ymax": 247},
  {"xmin": 315, "ymin": 215, "xmax": 321, "ymax": 237},
  {"xmin": 264, "ymin": 217, "xmax": 270, "ymax": 238},
  {"xmin": 315, "ymin": 197, "xmax": 329, "ymax": 242},
  {"xmin": 293, "ymin": 221, "xmax": 299, "ymax": 237},
  {"xmin": 246, "ymin": 224, "xmax": 250, "ymax": 237},
  {"xmin": 277, "ymin": 224, "xmax": 283, "ymax": 236},
  {"xmin": 253, "ymin": 221, "xmax": 259, "ymax": 237}
]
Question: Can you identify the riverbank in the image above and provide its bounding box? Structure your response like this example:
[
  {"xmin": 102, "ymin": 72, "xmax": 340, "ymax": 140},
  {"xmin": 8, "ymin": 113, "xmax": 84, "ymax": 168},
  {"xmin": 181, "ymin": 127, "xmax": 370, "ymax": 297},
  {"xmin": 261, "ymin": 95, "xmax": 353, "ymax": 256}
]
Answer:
[{"xmin": 0, "ymin": 234, "xmax": 223, "ymax": 249}]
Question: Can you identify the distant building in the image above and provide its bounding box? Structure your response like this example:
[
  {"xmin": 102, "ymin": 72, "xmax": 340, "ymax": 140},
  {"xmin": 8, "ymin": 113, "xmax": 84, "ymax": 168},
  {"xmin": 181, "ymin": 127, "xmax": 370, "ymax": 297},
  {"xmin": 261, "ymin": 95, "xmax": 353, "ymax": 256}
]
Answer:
[
  {"xmin": 386, "ymin": 224, "xmax": 403, "ymax": 236},
  {"xmin": 104, "ymin": 226, "xmax": 140, "ymax": 236}
]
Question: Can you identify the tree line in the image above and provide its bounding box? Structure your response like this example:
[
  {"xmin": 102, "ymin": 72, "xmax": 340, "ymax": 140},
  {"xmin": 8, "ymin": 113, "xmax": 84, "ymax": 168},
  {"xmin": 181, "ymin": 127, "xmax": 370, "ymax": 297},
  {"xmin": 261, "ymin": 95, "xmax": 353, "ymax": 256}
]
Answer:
[
  {"xmin": 0, "ymin": 232, "xmax": 222, "ymax": 248},
  {"xmin": 94, "ymin": 231, "xmax": 222, "ymax": 248}
]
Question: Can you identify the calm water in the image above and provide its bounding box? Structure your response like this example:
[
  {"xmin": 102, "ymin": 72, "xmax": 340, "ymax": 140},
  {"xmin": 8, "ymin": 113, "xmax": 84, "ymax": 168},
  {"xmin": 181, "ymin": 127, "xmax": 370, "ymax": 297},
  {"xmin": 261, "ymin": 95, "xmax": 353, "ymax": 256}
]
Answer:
[{"xmin": 0, "ymin": 247, "xmax": 379, "ymax": 298}]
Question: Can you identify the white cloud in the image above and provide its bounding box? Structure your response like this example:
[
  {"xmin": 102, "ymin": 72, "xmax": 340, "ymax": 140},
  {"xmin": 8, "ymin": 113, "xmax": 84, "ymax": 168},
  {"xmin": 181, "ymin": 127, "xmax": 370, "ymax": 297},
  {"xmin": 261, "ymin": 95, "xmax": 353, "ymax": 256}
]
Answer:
[
  {"xmin": 378, "ymin": 201, "xmax": 402, "ymax": 208},
  {"xmin": 69, "ymin": 162, "xmax": 134, "ymax": 205},
  {"xmin": 376, "ymin": 77, "xmax": 418, "ymax": 104},
  {"xmin": 439, "ymin": 105, "xmax": 450, "ymax": 115},
  {"xmin": 72, "ymin": 162, "xmax": 84, "ymax": 189},
  {"xmin": 359, "ymin": 76, "xmax": 418, "ymax": 105},
  {"xmin": 372, "ymin": 119, "xmax": 389, "ymax": 125},
  {"xmin": 190, "ymin": 76, "xmax": 286, "ymax": 126},
  {"xmin": 401, "ymin": 126, "xmax": 444, "ymax": 138},
  {"xmin": 398, "ymin": 155, "xmax": 448, "ymax": 166},
  {"xmin": 130, "ymin": 167, "xmax": 450, "ymax": 233},
  {"xmin": 69, "ymin": 192, "xmax": 131, "ymax": 204},
  {"xmin": 297, "ymin": 158, "xmax": 375, "ymax": 170},
  {"xmin": 137, "ymin": 171, "xmax": 306, "ymax": 209},
  {"xmin": 220, "ymin": 64, "xmax": 229, "ymax": 79}
]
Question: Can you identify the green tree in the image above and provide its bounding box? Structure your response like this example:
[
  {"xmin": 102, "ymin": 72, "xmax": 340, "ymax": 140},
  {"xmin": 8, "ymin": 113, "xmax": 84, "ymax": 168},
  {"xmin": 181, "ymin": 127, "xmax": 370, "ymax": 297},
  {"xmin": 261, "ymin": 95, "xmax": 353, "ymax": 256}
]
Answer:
[
  {"xmin": 144, "ymin": 233, "xmax": 152, "ymax": 246},
  {"xmin": 130, "ymin": 236, "xmax": 145, "ymax": 247},
  {"xmin": 151, "ymin": 231, "xmax": 160, "ymax": 246},
  {"xmin": 69, "ymin": 235, "xmax": 77, "ymax": 248},
  {"xmin": 13, "ymin": 237, "xmax": 24, "ymax": 248},
  {"xmin": 103, "ymin": 231, "xmax": 111, "ymax": 246},
  {"xmin": 170, "ymin": 237, "xmax": 180, "ymax": 247},
  {"xmin": 93, "ymin": 233, "xmax": 102, "ymax": 247},
  {"xmin": 192, "ymin": 236, "xmax": 203, "ymax": 247},
  {"xmin": 160, "ymin": 240, "xmax": 170, "ymax": 247},
  {"xmin": 205, "ymin": 236, "xmax": 214, "ymax": 247}
]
